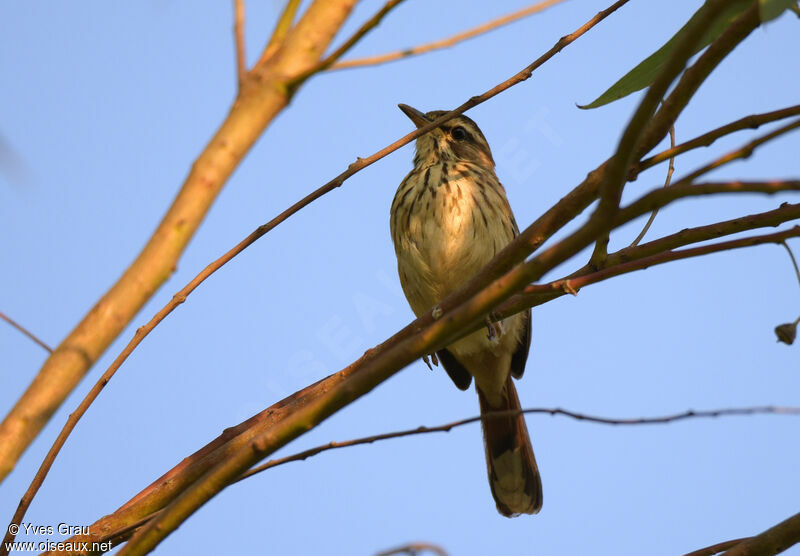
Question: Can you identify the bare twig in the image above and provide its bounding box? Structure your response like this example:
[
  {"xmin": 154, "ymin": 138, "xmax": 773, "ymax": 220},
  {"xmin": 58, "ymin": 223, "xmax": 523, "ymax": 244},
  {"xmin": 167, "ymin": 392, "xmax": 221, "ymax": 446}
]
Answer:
[
  {"xmin": 238, "ymin": 405, "xmax": 800, "ymax": 482},
  {"xmin": 234, "ymin": 0, "xmax": 247, "ymax": 86},
  {"xmin": 331, "ymin": 0, "xmax": 566, "ymax": 70},
  {"xmin": 722, "ymin": 510, "xmax": 800, "ymax": 555},
  {"xmin": 630, "ymin": 123, "xmax": 675, "ymax": 246},
  {"xmin": 290, "ymin": 0, "xmax": 408, "ymax": 85},
  {"xmin": 521, "ymin": 227, "xmax": 800, "ymax": 303},
  {"xmin": 0, "ymin": 311, "xmax": 52, "ymax": 354},
  {"xmin": 376, "ymin": 543, "xmax": 450, "ymax": 556},
  {"xmin": 257, "ymin": 0, "xmax": 301, "ymax": 66},
  {"xmin": 683, "ymin": 538, "xmax": 751, "ymax": 556},
  {"xmin": 781, "ymin": 241, "xmax": 800, "ymax": 288},
  {"xmin": 678, "ymin": 118, "xmax": 800, "ymax": 184},
  {"xmin": 635, "ymin": 104, "xmax": 800, "ymax": 177}
]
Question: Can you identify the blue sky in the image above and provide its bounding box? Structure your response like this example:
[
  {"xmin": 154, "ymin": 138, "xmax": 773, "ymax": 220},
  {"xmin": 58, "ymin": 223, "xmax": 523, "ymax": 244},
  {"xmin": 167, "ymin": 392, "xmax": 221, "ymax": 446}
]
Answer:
[{"xmin": 1, "ymin": 1, "xmax": 799, "ymax": 554}]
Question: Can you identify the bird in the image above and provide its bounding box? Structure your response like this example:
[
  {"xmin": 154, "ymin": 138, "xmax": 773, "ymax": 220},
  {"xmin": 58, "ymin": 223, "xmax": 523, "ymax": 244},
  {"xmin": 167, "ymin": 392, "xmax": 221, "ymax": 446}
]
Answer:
[{"xmin": 390, "ymin": 104, "xmax": 542, "ymax": 517}]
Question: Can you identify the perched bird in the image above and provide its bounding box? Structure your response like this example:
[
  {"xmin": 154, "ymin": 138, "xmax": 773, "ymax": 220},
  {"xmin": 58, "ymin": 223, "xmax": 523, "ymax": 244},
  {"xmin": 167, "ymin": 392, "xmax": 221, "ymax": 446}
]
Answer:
[{"xmin": 390, "ymin": 104, "xmax": 542, "ymax": 516}]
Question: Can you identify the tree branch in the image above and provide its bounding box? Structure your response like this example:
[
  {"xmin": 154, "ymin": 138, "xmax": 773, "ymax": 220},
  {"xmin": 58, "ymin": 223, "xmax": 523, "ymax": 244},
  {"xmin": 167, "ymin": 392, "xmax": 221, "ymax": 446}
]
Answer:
[
  {"xmin": 678, "ymin": 118, "xmax": 800, "ymax": 184},
  {"xmin": 257, "ymin": 0, "xmax": 301, "ymax": 67},
  {"xmin": 234, "ymin": 0, "xmax": 246, "ymax": 87},
  {"xmin": 683, "ymin": 538, "xmax": 751, "ymax": 556},
  {"xmin": 289, "ymin": 0, "xmax": 408, "ymax": 86},
  {"xmin": 51, "ymin": 201, "xmax": 800, "ymax": 554},
  {"xmin": 590, "ymin": 0, "xmax": 743, "ymax": 268},
  {"xmin": 238, "ymin": 406, "xmax": 800, "ymax": 482},
  {"xmin": 0, "ymin": 311, "xmax": 52, "ymax": 354},
  {"xmin": 634, "ymin": 104, "xmax": 800, "ymax": 177},
  {"xmin": 330, "ymin": 0, "xmax": 566, "ymax": 70},
  {"xmin": 630, "ymin": 122, "xmax": 675, "ymax": 246},
  {"xmin": 115, "ymin": 179, "xmax": 795, "ymax": 554},
  {"xmin": 722, "ymin": 511, "xmax": 800, "ymax": 555},
  {"xmin": 3, "ymin": 3, "xmax": 631, "ymax": 551},
  {"xmin": 0, "ymin": 0, "xmax": 361, "ymax": 550}
]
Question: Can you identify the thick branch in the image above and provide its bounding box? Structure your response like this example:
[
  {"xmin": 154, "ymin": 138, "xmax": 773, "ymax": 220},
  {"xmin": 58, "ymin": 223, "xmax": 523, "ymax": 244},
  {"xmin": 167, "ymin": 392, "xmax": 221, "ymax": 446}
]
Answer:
[
  {"xmin": 722, "ymin": 511, "xmax": 800, "ymax": 555},
  {"xmin": 331, "ymin": 0, "xmax": 566, "ymax": 70},
  {"xmin": 117, "ymin": 180, "xmax": 794, "ymax": 555},
  {"xmin": 684, "ymin": 538, "xmax": 751, "ymax": 556}
]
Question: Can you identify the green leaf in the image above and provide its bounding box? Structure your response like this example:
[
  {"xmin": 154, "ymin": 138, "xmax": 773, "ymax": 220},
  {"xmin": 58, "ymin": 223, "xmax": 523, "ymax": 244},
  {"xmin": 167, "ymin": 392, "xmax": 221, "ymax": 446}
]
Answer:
[
  {"xmin": 759, "ymin": 0, "xmax": 797, "ymax": 21},
  {"xmin": 580, "ymin": 0, "xmax": 753, "ymax": 110}
]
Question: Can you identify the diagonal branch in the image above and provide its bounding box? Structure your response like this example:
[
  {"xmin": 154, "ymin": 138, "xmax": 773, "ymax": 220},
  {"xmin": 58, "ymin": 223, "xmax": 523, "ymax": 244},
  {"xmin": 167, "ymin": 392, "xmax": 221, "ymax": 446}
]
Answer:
[
  {"xmin": 633, "ymin": 104, "xmax": 800, "ymax": 177},
  {"xmin": 54, "ymin": 211, "xmax": 800, "ymax": 553},
  {"xmin": 330, "ymin": 0, "xmax": 566, "ymax": 70},
  {"xmin": 677, "ymin": 118, "xmax": 800, "ymax": 184},
  {"xmin": 721, "ymin": 510, "xmax": 800, "ymax": 555},
  {"xmin": 683, "ymin": 538, "xmax": 751, "ymax": 556},
  {"xmin": 116, "ymin": 179, "xmax": 797, "ymax": 555},
  {"xmin": 0, "ymin": 311, "xmax": 53, "ymax": 354}
]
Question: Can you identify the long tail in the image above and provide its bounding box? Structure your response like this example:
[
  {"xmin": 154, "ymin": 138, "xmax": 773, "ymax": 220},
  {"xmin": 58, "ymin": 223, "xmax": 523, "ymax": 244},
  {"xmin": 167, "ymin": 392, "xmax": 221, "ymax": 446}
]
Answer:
[{"xmin": 477, "ymin": 375, "xmax": 542, "ymax": 516}]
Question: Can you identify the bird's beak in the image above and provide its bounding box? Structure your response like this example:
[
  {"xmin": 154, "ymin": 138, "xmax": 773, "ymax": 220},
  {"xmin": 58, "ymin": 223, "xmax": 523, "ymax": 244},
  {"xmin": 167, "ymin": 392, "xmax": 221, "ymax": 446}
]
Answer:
[{"xmin": 398, "ymin": 104, "xmax": 430, "ymax": 129}]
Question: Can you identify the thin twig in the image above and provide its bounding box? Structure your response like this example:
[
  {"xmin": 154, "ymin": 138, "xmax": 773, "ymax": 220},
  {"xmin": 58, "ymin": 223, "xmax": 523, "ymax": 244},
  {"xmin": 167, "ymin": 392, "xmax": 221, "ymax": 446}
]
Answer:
[
  {"xmin": 781, "ymin": 241, "xmax": 800, "ymax": 288},
  {"xmin": 331, "ymin": 0, "xmax": 566, "ymax": 70},
  {"xmin": 522, "ymin": 226, "xmax": 800, "ymax": 302},
  {"xmin": 234, "ymin": 0, "xmax": 247, "ymax": 87},
  {"xmin": 683, "ymin": 538, "xmax": 750, "ymax": 556},
  {"xmin": 630, "ymin": 123, "xmax": 676, "ymax": 246},
  {"xmin": 237, "ymin": 406, "xmax": 800, "ymax": 482},
  {"xmin": 290, "ymin": 0, "xmax": 408, "ymax": 85},
  {"xmin": 678, "ymin": 118, "xmax": 800, "ymax": 184},
  {"xmin": 0, "ymin": 311, "xmax": 53, "ymax": 354},
  {"xmin": 257, "ymin": 0, "xmax": 301, "ymax": 67},
  {"xmin": 634, "ymin": 104, "xmax": 800, "ymax": 177}
]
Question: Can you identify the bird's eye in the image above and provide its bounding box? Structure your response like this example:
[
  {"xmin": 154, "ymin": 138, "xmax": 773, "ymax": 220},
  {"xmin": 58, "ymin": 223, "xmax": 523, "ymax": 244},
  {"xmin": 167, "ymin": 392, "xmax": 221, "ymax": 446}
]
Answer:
[{"xmin": 451, "ymin": 126, "xmax": 468, "ymax": 141}]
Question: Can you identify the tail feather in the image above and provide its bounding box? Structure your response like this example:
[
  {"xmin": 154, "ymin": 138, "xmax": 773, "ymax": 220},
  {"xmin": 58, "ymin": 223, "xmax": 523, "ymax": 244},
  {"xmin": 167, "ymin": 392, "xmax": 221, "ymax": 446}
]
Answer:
[{"xmin": 477, "ymin": 376, "xmax": 542, "ymax": 516}]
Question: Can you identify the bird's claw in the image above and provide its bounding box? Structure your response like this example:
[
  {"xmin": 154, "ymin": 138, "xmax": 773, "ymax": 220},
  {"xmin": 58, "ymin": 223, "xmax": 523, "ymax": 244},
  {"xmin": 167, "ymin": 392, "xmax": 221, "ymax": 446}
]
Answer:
[
  {"xmin": 486, "ymin": 314, "xmax": 504, "ymax": 342},
  {"xmin": 422, "ymin": 353, "xmax": 439, "ymax": 370}
]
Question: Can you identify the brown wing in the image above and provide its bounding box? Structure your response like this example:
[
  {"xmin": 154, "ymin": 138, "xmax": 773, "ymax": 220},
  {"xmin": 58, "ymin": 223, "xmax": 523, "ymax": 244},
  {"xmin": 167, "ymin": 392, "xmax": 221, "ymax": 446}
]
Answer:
[
  {"xmin": 510, "ymin": 309, "xmax": 532, "ymax": 380},
  {"xmin": 435, "ymin": 348, "xmax": 472, "ymax": 390}
]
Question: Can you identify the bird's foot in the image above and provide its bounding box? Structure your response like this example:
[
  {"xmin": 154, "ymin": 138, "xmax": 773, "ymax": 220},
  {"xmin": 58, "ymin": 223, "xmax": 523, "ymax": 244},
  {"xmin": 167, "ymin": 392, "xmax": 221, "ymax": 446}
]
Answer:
[
  {"xmin": 486, "ymin": 313, "xmax": 504, "ymax": 342},
  {"xmin": 422, "ymin": 352, "xmax": 439, "ymax": 370}
]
